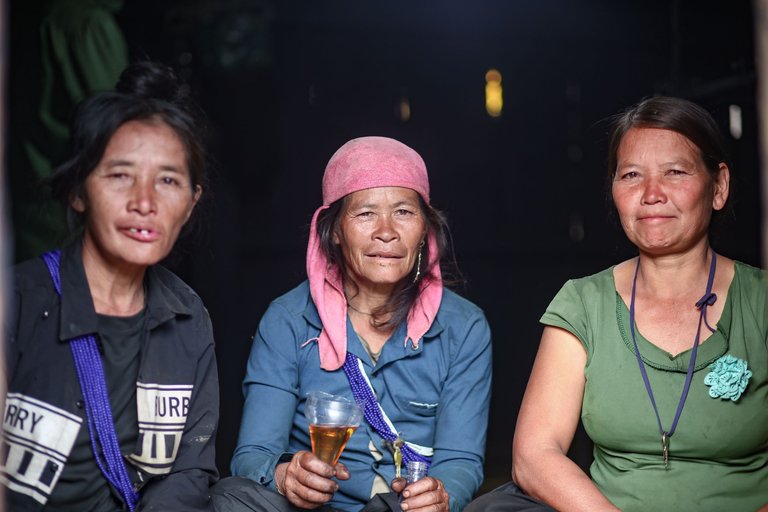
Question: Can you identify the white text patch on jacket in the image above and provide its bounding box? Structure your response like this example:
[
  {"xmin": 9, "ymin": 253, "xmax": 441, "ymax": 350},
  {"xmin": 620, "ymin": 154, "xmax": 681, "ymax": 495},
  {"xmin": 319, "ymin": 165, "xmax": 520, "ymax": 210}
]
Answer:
[
  {"xmin": 1, "ymin": 393, "xmax": 82, "ymax": 505},
  {"xmin": 129, "ymin": 382, "xmax": 193, "ymax": 475}
]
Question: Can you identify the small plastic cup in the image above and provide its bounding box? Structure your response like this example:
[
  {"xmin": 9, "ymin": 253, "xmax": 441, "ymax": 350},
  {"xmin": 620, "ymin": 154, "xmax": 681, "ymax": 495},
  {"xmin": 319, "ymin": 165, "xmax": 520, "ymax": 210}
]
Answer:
[{"xmin": 405, "ymin": 461, "xmax": 428, "ymax": 484}]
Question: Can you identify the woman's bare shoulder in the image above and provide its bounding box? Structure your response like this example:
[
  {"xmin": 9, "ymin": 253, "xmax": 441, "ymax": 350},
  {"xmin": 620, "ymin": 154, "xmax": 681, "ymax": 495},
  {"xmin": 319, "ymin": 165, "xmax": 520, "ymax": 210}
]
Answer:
[{"xmin": 611, "ymin": 257, "xmax": 638, "ymax": 298}]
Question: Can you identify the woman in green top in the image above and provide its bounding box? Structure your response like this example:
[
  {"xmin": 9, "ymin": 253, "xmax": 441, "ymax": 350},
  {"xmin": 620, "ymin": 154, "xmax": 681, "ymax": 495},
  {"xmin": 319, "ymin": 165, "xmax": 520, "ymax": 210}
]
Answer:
[{"xmin": 468, "ymin": 97, "xmax": 767, "ymax": 512}]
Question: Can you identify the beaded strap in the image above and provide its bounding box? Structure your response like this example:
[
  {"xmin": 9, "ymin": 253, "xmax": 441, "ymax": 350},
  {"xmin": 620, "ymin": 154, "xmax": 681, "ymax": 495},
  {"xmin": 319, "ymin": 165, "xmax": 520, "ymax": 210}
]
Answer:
[
  {"xmin": 42, "ymin": 250, "xmax": 139, "ymax": 511},
  {"xmin": 342, "ymin": 352, "xmax": 433, "ymax": 468}
]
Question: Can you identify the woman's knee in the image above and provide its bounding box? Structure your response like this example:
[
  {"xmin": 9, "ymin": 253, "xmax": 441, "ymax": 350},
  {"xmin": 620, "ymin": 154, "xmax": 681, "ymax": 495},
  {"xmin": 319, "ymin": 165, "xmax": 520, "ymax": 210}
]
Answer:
[{"xmin": 211, "ymin": 476, "xmax": 285, "ymax": 512}]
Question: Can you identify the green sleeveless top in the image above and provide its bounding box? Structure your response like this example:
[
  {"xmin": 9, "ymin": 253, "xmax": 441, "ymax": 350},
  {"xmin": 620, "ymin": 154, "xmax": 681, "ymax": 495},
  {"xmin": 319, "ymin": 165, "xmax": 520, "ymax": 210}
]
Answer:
[{"xmin": 541, "ymin": 261, "xmax": 768, "ymax": 511}]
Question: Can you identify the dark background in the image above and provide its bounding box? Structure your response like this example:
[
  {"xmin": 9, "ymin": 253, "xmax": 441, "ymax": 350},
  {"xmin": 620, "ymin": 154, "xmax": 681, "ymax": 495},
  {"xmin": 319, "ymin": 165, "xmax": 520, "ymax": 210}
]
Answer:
[{"xmin": 7, "ymin": 0, "xmax": 763, "ymax": 495}]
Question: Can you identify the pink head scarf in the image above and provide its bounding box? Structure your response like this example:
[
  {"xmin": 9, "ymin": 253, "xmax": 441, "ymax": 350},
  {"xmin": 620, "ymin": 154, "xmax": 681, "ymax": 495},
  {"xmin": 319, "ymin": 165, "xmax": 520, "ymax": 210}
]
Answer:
[{"xmin": 307, "ymin": 136, "xmax": 443, "ymax": 371}]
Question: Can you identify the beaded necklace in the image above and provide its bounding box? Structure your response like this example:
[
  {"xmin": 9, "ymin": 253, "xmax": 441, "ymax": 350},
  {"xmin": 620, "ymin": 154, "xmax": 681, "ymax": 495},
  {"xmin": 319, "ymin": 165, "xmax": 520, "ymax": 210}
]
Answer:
[{"xmin": 342, "ymin": 353, "xmax": 433, "ymax": 468}]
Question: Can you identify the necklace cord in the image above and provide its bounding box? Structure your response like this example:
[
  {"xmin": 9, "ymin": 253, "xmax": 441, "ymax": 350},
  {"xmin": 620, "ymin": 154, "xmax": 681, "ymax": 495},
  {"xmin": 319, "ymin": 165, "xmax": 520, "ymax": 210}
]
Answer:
[{"xmin": 629, "ymin": 250, "xmax": 718, "ymax": 441}]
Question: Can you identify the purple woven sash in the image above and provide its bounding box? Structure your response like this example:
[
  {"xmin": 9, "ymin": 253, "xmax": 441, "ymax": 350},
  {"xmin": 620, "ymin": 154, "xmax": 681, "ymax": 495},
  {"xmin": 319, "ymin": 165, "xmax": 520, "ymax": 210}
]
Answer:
[
  {"xmin": 42, "ymin": 250, "xmax": 139, "ymax": 510},
  {"xmin": 342, "ymin": 352, "xmax": 432, "ymax": 468}
]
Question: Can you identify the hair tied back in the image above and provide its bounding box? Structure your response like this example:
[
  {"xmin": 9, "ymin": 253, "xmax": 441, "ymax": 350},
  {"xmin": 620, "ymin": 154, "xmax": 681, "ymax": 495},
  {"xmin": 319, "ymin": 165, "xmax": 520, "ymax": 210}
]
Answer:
[{"xmin": 116, "ymin": 61, "xmax": 188, "ymax": 103}]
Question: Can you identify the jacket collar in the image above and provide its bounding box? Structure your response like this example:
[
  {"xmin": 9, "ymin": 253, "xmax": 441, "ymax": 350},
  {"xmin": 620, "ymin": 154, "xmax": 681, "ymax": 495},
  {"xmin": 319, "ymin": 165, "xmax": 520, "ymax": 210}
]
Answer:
[
  {"xmin": 302, "ymin": 287, "xmax": 445, "ymax": 364},
  {"xmin": 58, "ymin": 240, "xmax": 98, "ymax": 341},
  {"xmin": 144, "ymin": 265, "xmax": 193, "ymax": 329},
  {"xmin": 57, "ymin": 239, "xmax": 192, "ymax": 341},
  {"xmin": 303, "ymin": 294, "xmax": 323, "ymax": 330}
]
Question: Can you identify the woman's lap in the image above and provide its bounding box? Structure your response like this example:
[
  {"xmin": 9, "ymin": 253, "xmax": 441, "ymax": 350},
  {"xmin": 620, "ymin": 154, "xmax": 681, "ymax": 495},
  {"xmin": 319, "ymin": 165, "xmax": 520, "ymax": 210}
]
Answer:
[
  {"xmin": 211, "ymin": 477, "xmax": 402, "ymax": 512},
  {"xmin": 465, "ymin": 481, "xmax": 556, "ymax": 512},
  {"xmin": 211, "ymin": 477, "xmax": 307, "ymax": 512}
]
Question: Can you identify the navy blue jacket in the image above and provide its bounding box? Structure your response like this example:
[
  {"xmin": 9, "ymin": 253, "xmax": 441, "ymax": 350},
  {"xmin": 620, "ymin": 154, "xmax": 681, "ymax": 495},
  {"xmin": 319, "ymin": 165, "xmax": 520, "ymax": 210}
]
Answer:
[{"xmin": 231, "ymin": 281, "xmax": 492, "ymax": 512}]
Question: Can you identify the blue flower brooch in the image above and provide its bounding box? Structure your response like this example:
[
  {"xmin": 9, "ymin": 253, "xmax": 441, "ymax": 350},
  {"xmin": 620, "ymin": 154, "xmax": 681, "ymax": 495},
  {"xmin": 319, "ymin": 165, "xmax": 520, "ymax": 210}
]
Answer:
[{"xmin": 703, "ymin": 354, "xmax": 752, "ymax": 401}]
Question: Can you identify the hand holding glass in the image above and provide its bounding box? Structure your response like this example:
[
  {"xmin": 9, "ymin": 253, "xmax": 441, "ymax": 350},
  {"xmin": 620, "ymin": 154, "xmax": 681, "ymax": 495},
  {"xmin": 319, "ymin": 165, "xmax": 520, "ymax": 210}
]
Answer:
[{"xmin": 304, "ymin": 391, "xmax": 364, "ymax": 465}]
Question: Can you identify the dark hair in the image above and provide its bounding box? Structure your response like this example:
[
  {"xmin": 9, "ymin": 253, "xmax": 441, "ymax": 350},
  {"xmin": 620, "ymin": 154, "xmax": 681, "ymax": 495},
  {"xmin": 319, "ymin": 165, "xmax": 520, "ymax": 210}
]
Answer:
[
  {"xmin": 315, "ymin": 194, "xmax": 461, "ymax": 330},
  {"xmin": 50, "ymin": 61, "xmax": 208, "ymax": 227},
  {"xmin": 605, "ymin": 96, "xmax": 730, "ymax": 208}
]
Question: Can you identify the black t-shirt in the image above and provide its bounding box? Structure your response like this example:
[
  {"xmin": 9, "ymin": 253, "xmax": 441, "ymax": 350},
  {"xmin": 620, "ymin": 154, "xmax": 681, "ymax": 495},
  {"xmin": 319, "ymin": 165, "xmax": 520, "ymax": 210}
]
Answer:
[{"xmin": 45, "ymin": 309, "xmax": 145, "ymax": 511}]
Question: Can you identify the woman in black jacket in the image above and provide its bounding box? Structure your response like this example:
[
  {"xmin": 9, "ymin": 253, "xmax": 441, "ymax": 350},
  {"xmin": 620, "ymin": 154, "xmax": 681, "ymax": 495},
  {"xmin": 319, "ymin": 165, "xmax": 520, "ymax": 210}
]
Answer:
[{"xmin": 3, "ymin": 61, "xmax": 219, "ymax": 512}]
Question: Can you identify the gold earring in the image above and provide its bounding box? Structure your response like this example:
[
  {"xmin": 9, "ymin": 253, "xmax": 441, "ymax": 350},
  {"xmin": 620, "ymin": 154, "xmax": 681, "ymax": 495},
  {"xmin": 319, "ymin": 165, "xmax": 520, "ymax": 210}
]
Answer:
[{"xmin": 413, "ymin": 240, "xmax": 425, "ymax": 283}]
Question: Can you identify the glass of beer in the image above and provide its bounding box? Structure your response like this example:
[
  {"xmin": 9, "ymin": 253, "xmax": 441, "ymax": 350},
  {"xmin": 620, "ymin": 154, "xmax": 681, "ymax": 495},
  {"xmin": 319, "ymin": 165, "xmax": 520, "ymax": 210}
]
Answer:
[{"xmin": 304, "ymin": 391, "xmax": 364, "ymax": 465}]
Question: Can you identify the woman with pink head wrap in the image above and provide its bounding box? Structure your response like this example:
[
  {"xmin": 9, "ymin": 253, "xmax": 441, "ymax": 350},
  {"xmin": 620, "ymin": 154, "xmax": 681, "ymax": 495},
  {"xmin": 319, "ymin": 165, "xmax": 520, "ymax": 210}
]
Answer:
[
  {"xmin": 214, "ymin": 137, "xmax": 492, "ymax": 512},
  {"xmin": 307, "ymin": 136, "xmax": 444, "ymax": 372}
]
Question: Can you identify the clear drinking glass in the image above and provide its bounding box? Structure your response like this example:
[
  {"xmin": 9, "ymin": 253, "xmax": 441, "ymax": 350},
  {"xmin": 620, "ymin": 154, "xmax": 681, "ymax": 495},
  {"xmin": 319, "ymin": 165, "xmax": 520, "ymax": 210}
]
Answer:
[
  {"xmin": 304, "ymin": 391, "xmax": 364, "ymax": 465},
  {"xmin": 400, "ymin": 460, "xmax": 429, "ymax": 504},
  {"xmin": 405, "ymin": 460, "xmax": 428, "ymax": 484}
]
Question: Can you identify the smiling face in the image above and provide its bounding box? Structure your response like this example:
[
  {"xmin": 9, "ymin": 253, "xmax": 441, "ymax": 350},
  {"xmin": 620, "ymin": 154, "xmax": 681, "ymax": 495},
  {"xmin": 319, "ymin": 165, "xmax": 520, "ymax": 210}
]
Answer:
[
  {"xmin": 334, "ymin": 187, "xmax": 427, "ymax": 296},
  {"xmin": 611, "ymin": 127, "xmax": 729, "ymax": 255},
  {"xmin": 72, "ymin": 120, "xmax": 201, "ymax": 274}
]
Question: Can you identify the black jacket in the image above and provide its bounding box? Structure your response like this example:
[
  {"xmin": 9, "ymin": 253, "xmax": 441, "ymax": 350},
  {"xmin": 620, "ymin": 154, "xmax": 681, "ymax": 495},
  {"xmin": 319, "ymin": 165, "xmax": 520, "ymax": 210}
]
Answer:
[{"xmin": 3, "ymin": 241, "xmax": 219, "ymax": 511}]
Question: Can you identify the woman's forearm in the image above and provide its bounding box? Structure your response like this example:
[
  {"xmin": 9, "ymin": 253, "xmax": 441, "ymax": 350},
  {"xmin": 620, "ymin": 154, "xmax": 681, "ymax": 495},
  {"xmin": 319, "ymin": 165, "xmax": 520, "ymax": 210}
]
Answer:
[
  {"xmin": 513, "ymin": 447, "xmax": 619, "ymax": 512},
  {"xmin": 512, "ymin": 327, "xmax": 616, "ymax": 511}
]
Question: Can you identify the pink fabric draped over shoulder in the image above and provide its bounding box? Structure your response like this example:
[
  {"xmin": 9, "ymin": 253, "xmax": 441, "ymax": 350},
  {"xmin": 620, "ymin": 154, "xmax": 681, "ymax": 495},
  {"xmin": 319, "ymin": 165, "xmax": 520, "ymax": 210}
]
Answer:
[{"xmin": 306, "ymin": 136, "xmax": 443, "ymax": 371}]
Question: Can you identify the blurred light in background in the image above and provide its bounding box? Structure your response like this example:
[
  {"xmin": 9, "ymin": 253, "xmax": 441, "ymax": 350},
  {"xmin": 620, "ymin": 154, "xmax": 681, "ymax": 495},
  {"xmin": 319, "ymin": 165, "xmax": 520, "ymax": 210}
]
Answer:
[
  {"xmin": 398, "ymin": 96, "xmax": 411, "ymax": 122},
  {"xmin": 729, "ymin": 104, "xmax": 743, "ymax": 140},
  {"xmin": 485, "ymin": 69, "xmax": 503, "ymax": 117}
]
